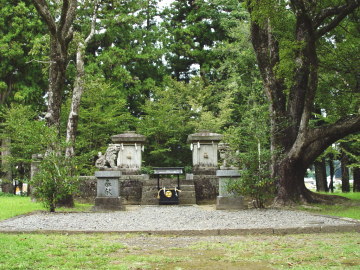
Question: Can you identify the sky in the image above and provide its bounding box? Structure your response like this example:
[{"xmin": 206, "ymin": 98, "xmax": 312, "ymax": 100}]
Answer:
[{"xmin": 158, "ymin": 0, "xmax": 174, "ymax": 10}]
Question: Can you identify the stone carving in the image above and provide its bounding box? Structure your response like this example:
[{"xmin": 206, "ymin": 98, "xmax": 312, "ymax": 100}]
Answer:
[
  {"xmin": 218, "ymin": 143, "xmax": 239, "ymax": 170},
  {"xmin": 95, "ymin": 144, "xmax": 121, "ymax": 169}
]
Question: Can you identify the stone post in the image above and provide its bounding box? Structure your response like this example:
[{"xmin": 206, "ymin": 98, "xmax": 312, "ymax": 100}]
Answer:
[
  {"xmin": 93, "ymin": 171, "xmax": 124, "ymax": 211},
  {"xmin": 216, "ymin": 170, "xmax": 245, "ymax": 210},
  {"xmin": 216, "ymin": 143, "xmax": 245, "ymax": 210}
]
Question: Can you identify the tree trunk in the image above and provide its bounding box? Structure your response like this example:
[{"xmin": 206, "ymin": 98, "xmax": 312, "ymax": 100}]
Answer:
[
  {"xmin": 65, "ymin": 1, "xmax": 98, "ymax": 157},
  {"xmin": 248, "ymin": 1, "xmax": 360, "ymax": 205},
  {"xmin": 1, "ymin": 138, "xmax": 13, "ymax": 193},
  {"xmin": 353, "ymin": 167, "xmax": 360, "ymax": 192},
  {"xmin": 45, "ymin": 37, "xmax": 67, "ymax": 128},
  {"xmin": 341, "ymin": 151, "xmax": 350, "ymax": 192},
  {"xmin": 314, "ymin": 158, "xmax": 328, "ymax": 192},
  {"xmin": 328, "ymin": 157, "xmax": 335, "ymax": 193},
  {"xmin": 32, "ymin": 0, "xmax": 76, "ymax": 130}
]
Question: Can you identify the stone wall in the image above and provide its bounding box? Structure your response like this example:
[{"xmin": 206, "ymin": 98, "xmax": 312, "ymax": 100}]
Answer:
[
  {"xmin": 77, "ymin": 175, "xmax": 147, "ymax": 205},
  {"xmin": 193, "ymin": 175, "xmax": 219, "ymax": 204},
  {"xmin": 78, "ymin": 174, "xmax": 219, "ymax": 205}
]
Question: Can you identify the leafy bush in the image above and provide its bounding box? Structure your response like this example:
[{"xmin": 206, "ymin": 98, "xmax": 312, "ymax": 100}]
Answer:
[
  {"xmin": 227, "ymin": 149, "xmax": 275, "ymax": 208},
  {"xmin": 30, "ymin": 151, "xmax": 79, "ymax": 212}
]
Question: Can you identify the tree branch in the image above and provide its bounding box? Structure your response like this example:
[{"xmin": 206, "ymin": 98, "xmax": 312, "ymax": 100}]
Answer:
[
  {"xmin": 315, "ymin": 1, "xmax": 360, "ymax": 38},
  {"xmin": 84, "ymin": 0, "xmax": 99, "ymax": 45},
  {"xmin": 32, "ymin": 0, "xmax": 56, "ymax": 35},
  {"xmin": 290, "ymin": 114, "xmax": 360, "ymax": 166}
]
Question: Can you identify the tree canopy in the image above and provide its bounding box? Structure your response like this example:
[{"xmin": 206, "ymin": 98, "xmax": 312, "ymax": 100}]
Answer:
[{"xmin": 0, "ymin": 0, "xmax": 359, "ymax": 204}]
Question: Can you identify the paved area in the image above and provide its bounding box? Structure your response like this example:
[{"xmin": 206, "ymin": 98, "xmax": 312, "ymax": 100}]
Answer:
[{"xmin": 0, "ymin": 205, "xmax": 359, "ymax": 235}]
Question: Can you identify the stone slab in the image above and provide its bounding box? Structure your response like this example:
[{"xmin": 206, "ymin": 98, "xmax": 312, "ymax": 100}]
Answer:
[
  {"xmin": 93, "ymin": 197, "xmax": 125, "ymax": 211},
  {"xmin": 95, "ymin": 171, "xmax": 122, "ymax": 178},
  {"xmin": 216, "ymin": 170, "xmax": 241, "ymax": 177},
  {"xmin": 97, "ymin": 179, "xmax": 119, "ymax": 197},
  {"xmin": 216, "ymin": 196, "xmax": 246, "ymax": 210}
]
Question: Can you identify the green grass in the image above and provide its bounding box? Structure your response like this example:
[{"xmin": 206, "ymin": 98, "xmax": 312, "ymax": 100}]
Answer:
[
  {"xmin": 0, "ymin": 233, "xmax": 359, "ymax": 269},
  {"xmin": 299, "ymin": 192, "xmax": 360, "ymax": 220},
  {"xmin": 0, "ymin": 194, "xmax": 93, "ymax": 221},
  {"xmin": 0, "ymin": 195, "xmax": 45, "ymax": 221}
]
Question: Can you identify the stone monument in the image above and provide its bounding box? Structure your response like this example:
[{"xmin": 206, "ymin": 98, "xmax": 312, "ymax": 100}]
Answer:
[
  {"xmin": 93, "ymin": 131, "xmax": 146, "ymax": 210},
  {"xmin": 187, "ymin": 131, "xmax": 222, "ymax": 204},
  {"xmin": 216, "ymin": 143, "xmax": 245, "ymax": 210},
  {"xmin": 95, "ymin": 131, "xmax": 146, "ymax": 174},
  {"xmin": 187, "ymin": 130, "xmax": 223, "ymax": 174},
  {"xmin": 93, "ymin": 170, "xmax": 124, "ymax": 211}
]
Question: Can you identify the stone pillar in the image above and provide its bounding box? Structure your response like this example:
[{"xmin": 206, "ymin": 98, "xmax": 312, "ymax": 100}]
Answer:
[
  {"xmin": 111, "ymin": 131, "xmax": 146, "ymax": 175},
  {"xmin": 93, "ymin": 171, "xmax": 125, "ymax": 211},
  {"xmin": 216, "ymin": 169, "xmax": 245, "ymax": 210},
  {"xmin": 187, "ymin": 131, "xmax": 222, "ymax": 175}
]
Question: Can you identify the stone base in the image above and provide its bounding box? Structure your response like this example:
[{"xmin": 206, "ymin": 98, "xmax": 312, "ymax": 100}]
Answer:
[
  {"xmin": 93, "ymin": 197, "xmax": 125, "ymax": 211},
  {"xmin": 216, "ymin": 196, "xmax": 246, "ymax": 210}
]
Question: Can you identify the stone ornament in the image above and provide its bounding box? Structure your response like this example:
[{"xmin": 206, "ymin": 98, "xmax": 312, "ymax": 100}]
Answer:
[
  {"xmin": 95, "ymin": 131, "xmax": 146, "ymax": 173},
  {"xmin": 95, "ymin": 144, "xmax": 121, "ymax": 169},
  {"xmin": 218, "ymin": 143, "xmax": 239, "ymax": 170}
]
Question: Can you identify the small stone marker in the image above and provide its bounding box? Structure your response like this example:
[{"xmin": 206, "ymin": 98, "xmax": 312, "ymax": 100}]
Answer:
[
  {"xmin": 93, "ymin": 171, "xmax": 124, "ymax": 211},
  {"xmin": 216, "ymin": 169, "xmax": 246, "ymax": 210}
]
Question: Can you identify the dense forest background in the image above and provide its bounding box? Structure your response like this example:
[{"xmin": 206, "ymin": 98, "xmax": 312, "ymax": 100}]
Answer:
[{"xmin": 0, "ymin": 0, "xmax": 359, "ymax": 200}]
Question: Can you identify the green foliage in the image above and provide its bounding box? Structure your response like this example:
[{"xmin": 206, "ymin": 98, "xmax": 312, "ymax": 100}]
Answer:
[
  {"xmin": 62, "ymin": 78, "xmax": 136, "ymax": 175},
  {"xmin": 137, "ymin": 77, "xmax": 195, "ymax": 166},
  {"xmin": 228, "ymin": 148, "xmax": 275, "ymax": 208},
  {"xmin": 0, "ymin": 0, "xmax": 47, "ymax": 109},
  {"xmin": 30, "ymin": 149, "xmax": 79, "ymax": 212},
  {"xmin": 0, "ymin": 105, "xmax": 57, "ymax": 180},
  {"xmin": 224, "ymin": 87, "xmax": 273, "ymax": 208}
]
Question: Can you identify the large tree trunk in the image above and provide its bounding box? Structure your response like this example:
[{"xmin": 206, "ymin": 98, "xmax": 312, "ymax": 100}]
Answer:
[
  {"xmin": 314, "ymin": 158, "xmax": 328, "ymax": 192},
  {"xmin": 1, "ymin": 138, "xmax": 13, "ymax": 193},
  {"xmin": 32, "ymin": 0, "xmax": 76, "ymax": 130},
  {"xmin": 65, "ymin": 1, "xmax": 98, "ymax": 158},
  {"xmin": 353, "ymin": 167, "xmax": 360, "ymax": 192},
  {"xmin": 32, "ymin": 0, "xmax": 76, "ymax": 207},
  {"xmin": 328, "ymin": 156, "xmax": 335, "ymax": 193},
  {"xmin": 341, "ymin": 150, "xmax": 350, "ymax": 192},
  {"xmin": 248, "ymin": 1, "xmax": 360, "ymax": 205}
]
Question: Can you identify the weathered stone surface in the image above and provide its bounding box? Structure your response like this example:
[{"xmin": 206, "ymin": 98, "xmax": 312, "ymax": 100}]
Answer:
[
  {"xmin": 193, "ymin": 175, "xmax": 219, "ymax": 204},
  {"xmin": 216, "ymin": 170, "xmax": 240, "ymax": 177},
  {"xmin": 120, "ymin": 179, "xmax": 142, "ymax": 204},
  {"xmin": 77, "ymin": 176, "xmax": 97, "ymax": 203},
  {"xmin": 97, "ymin": 179, "xmax": 120, "ymax": 197},
  {"xmin": 93, "ymin": 197, "xmax": 125, "ymax": 211},
  {"xmin": 216, "ymin": 196, "xmax": 246, "ymax": 210},
  {"xmin": 111, "ymin": 131, "xmax": 146, "ymax": 143},
  {"xmin": 188, "ymin": 131, "xmax": 223, "ymax": 172},
  {"xmin": 95, "ymin": 171, "xmax": 122, "ymax": 178}
]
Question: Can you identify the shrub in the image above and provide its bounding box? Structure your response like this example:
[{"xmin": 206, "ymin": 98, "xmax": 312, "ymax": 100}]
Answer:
[{"xmin": 30, "ymin": 151, "xmax": 79, "ymax": 212}]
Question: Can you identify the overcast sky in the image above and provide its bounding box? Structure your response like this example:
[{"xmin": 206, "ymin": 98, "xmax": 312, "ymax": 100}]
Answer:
[{"xmin": 158, "ymin": 0, "xmax": 174, "ymax": 10}]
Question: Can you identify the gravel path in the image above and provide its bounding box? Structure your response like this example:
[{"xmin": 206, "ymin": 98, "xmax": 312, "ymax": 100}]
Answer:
[{"xmin": 0, "ymin": 205, "xmax": 358, "ymax": 234}]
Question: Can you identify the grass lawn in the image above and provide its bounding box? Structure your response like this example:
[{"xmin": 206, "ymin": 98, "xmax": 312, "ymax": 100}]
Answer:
[
  {"xmin": 0, "ymin": 192, "xmax": 359, "ymax": 269},
  {"xmin": 298, "ymin": 192, "xmax": 360, "ymax": 220},
  {"xmin": 0, "ymin": 232, "xmax": 359, "ymax": 269},
  {"xmin": 0, "ymin": 193, "xmax": 92, "ymax": 221}
]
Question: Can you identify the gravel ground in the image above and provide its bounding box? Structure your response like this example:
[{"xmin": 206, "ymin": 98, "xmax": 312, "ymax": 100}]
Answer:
[{"xmin": 0, "ymin": 205, "xmax": 358, "ymax": 234}]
